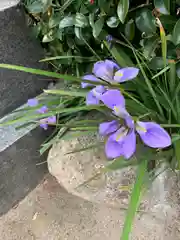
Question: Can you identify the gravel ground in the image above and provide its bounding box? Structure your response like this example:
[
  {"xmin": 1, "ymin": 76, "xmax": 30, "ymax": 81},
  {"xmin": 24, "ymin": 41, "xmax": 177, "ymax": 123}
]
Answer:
[{"xmin": 0, "ymin": 174, "xmax": 179, "ymax": 240}]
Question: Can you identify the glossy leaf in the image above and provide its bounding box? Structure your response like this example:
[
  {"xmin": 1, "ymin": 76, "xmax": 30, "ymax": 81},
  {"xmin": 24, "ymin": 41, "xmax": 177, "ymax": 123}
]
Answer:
[
  {"xmin": 154, "ymin": 0, "xmax": 170, "ymax": 15},
  {"xmin": 75, "ymin": 13, "xmax": 88, "ymax": 28},
  {"xmin": 177, "ymin": 62, "xmax": 180, "ymax": 79},
  {"xmin": 92, "ymin": 17, "xmax": 104, "ymax": 38},
  {"xmin": 59, "ymin": 16, "xmax": 75, "ymax": 29},
  {"xmin": 125, "ymin": 19, "xmax": 135, "ymax": 41},
  {"xmin": 117, "ymin": 0, "xmax": 129, "ymax": 24},
  {"xmin": 148, "ymin": 57, "xmax": 167, "ymax": 70},
  {"xmin": 172, "ymin": 19, "xmax": 180, "ymax": 46},
  {"xmin": 26, "ymin": 1, "xmax": 43, "ymax": 13},
  {"xmin": 159, "ymin": 15, "xmax": 177, "ymax": 31},
  {"xmin": 135, "ymin": 8, "xmax": 156, "ymax": 34},
  {"xmin": 106, "ymin": 16, "xmax": 120, "ymax": 28},
  {"xmin": 104, "ymin": 41, "xmax": 133, "ymax": 67},
  {"xmin": 49, "ymin": 14, "xmax": 61, "ymax": 28},
  {"xmin": 42, "ymin": 30, "xmax": 55, "ymax": 43},
  {"xmin": 140, "ymin": 36, "xmax": 159, "ymax": 59}
]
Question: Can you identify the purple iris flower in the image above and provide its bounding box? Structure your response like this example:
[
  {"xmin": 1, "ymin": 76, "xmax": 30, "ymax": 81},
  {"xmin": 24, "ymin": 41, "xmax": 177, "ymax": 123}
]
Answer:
[
  {"xmin": 106, "ymin": 35, "xmax": 113, "ymax": 49},
  {"xmin": 99, "ymin": 90, "xmax": 172, "ymax": 159},
  {"xmin": 86, "ymin": 85, "xmax": 106, "ymax": 105},
  {"xmin": 39, "ymin": 116, "xmax": 57, "ymax": 130},
  {"xmin": 37, "ymin": 106, "xmax": 48, "ymax": 114},
  {"xmin": 27, "ymin": 98, "xmax": 56, "ymax": 130},
  {"xmin": 81, "ymin": 60, "xmax": 139, "ymax": 105},
  {"xmin": 27, "ymin": 98, "xmax": 38, "ymax": 107}
]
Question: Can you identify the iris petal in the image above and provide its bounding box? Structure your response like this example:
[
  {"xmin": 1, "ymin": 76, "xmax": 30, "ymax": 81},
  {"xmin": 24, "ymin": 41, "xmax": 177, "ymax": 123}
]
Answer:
[
  {"xmin": 93, "ymin": 60, "xmax": 119, "ymax": 81},
  {"xmin": 81, "ymin": 74, "xmax": 100, "ymax": 88},
  {"xmin": 105, "ymin": 137, "xmax": 123, "ymax": 159},
  {"xmin": 37, "ymin": 106, "xmax": 48, "ymax": 114},
  {"xmin": 114, "ymin": 67, "xmax": 139, "ymax": 82},
  {"xmin": 121, "ymin": 130, "xmax": 136, "ymax": 159},
  {"xmin": 136, "ymin": 121, "xmax": 171, "ymax": 148},
  {"xmin": 47, "ymin": 116, "xmax": 56, "ymax": 124},
  {"xmin": 86, "ymin": 89, "xmax": 100, "ymax": 105},
  {"xmin": 27, "ymin": 98, "xmax": 38, "ymax": 107},
  {"xmin": 100, "ymin": 89, "xmax": 125, "ymax": 109},
  {"xmin": 99, "ymin": 120, "xmax": 119, "ymax": 136}
]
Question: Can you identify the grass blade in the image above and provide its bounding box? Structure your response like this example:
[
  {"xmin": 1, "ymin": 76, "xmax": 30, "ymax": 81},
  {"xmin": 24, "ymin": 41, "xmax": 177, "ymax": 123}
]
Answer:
[
  {"xmin": 169, "ymin": 60, "xmax": 176, "ymax": 95},
  {"xmin": 156, "ymin": 18, "xmax": 167, "ymax": 67},
  {"xmin": 0, "ymin": 64, "xmax": 111, "ymax": 87},
  {"xmin": 152, "ymin": 65, "xmax": 170, "ymax": 79},
  {"xmin": 0, "ymin": 64, "xmax": 82, "ymax": 82},
  {"xmin": 40, "ymin": 56, "xmax": 96, "ymax": 62},
  {"xmin": 44, "ymin": 89, "xmax": 87, "ymax": 97},
  {"xmin": 174, "ymin": 139, "xmax": 180, "ymax": 170},
  {"xmin": 133, "ymin": 49, "xmax": 164, "ymax": 117},
  {"xmin": 104, "ymin": 41, "xmax": 133, "ymax": 67},
  {"xmin": 120, "ymin": 159, "xmax": 147, "ymax": 240}
]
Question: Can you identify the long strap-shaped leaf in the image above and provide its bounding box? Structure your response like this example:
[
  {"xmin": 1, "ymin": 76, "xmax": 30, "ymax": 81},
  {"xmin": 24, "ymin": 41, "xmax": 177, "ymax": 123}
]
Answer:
[{"xmin": 120, "ymin": 159, "xmax": 147, "ymax": 240}]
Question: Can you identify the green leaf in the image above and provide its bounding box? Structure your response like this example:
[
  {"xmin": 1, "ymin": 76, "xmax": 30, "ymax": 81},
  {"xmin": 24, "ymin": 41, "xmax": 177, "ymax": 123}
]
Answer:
[
  {"xmin": 40, "ymin": 56, "xmax": 96, "ymax": 62},
  {"xmin": 49, "ymin": 14, "xmax": 61, "ymax": 28},
  {"xmin": 92, "ymin": 17, "xmax": 104, "ymax": 38},
  {"xmin": 42, "ymin": 30, "xmax": 55, "ymax": 43},
  {"xmin": 117, "ymin": 0, "xmax": 129, "ymax": 24},
  {"xmin": 59, "ymin": 0, "xmax": 74, "ymax": 12},
  {"xmin": 124, "ymin": 19, "xmax": 135, "ymax": 41},
  {"xmin": 120, "ymin": 159, "xmax": 147, "ymax": 240},
  {"xmin": 148, "ymin": 57, "xmax": 166, "ymax": 70},
  {"xmin": 152, "ymin": 65, "xmax": 170, "ymax": 79},
  {"xmin": 89, "ymin": 13, "xmax": 95, "ymax": 28},
  {"xmin": 0, "ymin": 64, "xmax": 83, "ymax": 82},
  {"xmin": 140, "ymin": 36, "xmax": 159, "ymax": 59},
  {"xmin": 169, "ymin": 60, "xmax": 176, "ymax": 94},
  {"xmin": 106, "ymin": 16, "xmax": 120, "ymax": 28},
  {"xmin": 159, "ymin": 15, "xmax": 177, "ymax": 31},
  {"xmin": 44, "ymin": 89, "xmax": 87, "ymax": 97},
  {"xmin": 104, "ymin": 42, "xmax": 133, "ymax": 67},
  {"xmin": 75, "ymin": 13, "xmax": 88, "ymax": 28},
  {"xmin": 156, "ymin": 18, "xmax": 167, "ymax": 67},
  {"xmin": 172, "ymin": 19, "xmax": 180, "ymax": 46},
  {"xmin": 74, "ymin": 27, "xmax": 82, "ymax": 40},
  {"xmin": 177, "ymin": 62, "xmax": 180, "ymax": 79},
  {"xmin": 26, "ymin": 1, "xmax": 43, "ymax": 13},
  {"xmin": 154, "ymin": 0, "xmax": 170, "ymax": 15},
  {"xmin": 59, "ymin": 16, "xmax": 75, "ymax": 29},
  {"xmin": 135, "ymin": 8, "xmax": 156, "ymax": 34},
  {"xmin": 174, "ymin": 139, "xmax": 180, "ymax": 169}
]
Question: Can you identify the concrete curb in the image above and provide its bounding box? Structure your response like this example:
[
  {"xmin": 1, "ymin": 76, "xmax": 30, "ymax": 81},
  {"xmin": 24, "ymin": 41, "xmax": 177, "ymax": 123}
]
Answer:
[{"xmin": 0, "ymin": 1, "xmax": 20, "ymax": 11}]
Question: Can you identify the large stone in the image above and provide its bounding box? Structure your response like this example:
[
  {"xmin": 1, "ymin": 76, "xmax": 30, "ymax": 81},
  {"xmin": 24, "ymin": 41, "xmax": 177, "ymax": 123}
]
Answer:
[{"xmin": 48, "ymin": 133, "xmax": 180, "ymax": 238}]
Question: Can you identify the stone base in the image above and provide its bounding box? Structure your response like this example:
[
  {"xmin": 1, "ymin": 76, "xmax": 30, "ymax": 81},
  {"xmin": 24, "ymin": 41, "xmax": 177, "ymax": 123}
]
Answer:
[{"xmin": 47, "ymin": 133, "xmax": 180, "ymax": 238}]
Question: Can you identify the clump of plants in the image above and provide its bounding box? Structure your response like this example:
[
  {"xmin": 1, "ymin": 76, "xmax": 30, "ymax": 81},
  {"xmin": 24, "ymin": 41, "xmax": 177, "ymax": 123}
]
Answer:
[{"xmin": 23, "ymin": 0, "xmax": 180, "ymax": 73}]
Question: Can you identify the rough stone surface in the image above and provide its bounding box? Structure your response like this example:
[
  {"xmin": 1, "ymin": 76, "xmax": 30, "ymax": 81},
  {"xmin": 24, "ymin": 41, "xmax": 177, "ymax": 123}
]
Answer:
[
  {"xmin": 0, "ymin": 174, "xmax": 180, "ymax": 240},
  {"xmin": 0, "ymin": 1, "xmax": 20, "ymax": 11},
  {"xmin": 0, "ymin": 4, "xmax": 52, "ymax": 216},
  {"xmin": 48, "ymin": 133, "xmax": 180, "ymax": 238},
  {"xmin": 0, "ymin": 5, "xmax": 49, "ymax": 118},
  {"xmin": 0, "ymin": 128, "xmax": 51, "ymax": 216}
]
